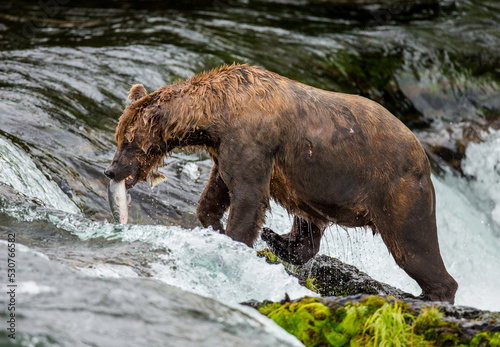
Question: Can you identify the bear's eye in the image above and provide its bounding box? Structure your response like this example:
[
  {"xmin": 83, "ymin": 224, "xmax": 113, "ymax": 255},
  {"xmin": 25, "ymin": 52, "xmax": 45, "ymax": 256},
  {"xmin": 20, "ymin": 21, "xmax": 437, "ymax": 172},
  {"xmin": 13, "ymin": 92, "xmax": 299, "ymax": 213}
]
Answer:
[{"xmin": 121, "ymin": 139, "xmax": 141, "ymax": 155}]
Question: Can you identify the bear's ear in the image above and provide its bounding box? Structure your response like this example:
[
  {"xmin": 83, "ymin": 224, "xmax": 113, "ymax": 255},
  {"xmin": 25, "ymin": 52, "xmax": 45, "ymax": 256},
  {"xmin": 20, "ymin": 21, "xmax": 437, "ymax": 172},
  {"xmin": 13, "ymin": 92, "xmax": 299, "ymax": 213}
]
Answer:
[{"xmin": 128, "ymin": 84, "xmax": 147, "ymax": 102}]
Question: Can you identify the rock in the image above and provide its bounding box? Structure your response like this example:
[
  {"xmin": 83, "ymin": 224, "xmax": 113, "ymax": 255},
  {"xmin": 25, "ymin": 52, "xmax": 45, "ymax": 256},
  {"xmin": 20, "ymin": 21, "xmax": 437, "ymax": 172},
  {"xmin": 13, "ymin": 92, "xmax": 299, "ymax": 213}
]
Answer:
[
  {"xmin": 257, "ymin": 250, "xmax": 414, "ymax": 299},
  {"xmin": 0, "ymin": 241, "xmax": 304, "ymax": 347},
  {"xmin": 292, "ymin": 254, "xmax": 415, "ymax": 299},
  {"xmin": 0, "ymin": 182, "xmax": 45, "ymax": 208},
  {"xmin": 249, "ymin": 295, "xmax": 500, "ymax": 347},
  {"xmin": 253, "ymin": 251, "xmax": 500, "ymax": 346}
]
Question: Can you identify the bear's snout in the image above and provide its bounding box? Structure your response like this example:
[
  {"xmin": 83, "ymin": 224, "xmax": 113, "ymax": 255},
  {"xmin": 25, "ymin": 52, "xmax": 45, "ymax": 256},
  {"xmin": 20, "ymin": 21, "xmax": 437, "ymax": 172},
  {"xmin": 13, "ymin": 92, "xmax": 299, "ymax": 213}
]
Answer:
[{"xmin": 104, "ymin": 168, "xmax": 115, "ymax": 180}]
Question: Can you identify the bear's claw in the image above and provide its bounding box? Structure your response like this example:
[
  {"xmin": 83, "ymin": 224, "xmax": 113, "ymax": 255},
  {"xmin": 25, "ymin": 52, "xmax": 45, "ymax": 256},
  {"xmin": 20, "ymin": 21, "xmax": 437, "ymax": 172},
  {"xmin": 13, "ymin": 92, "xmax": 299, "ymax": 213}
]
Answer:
[{"xmin": 261, "ymin": 227, "xmax": 277, "ymax": 243}]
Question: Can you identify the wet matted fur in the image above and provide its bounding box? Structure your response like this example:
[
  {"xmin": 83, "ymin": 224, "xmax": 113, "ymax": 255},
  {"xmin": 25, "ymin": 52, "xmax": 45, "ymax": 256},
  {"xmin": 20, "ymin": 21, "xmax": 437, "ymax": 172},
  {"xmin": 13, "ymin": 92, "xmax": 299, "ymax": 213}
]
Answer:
[{"xmin": 106, "ymin": 64, "xmax": 458, "ymax": 304}]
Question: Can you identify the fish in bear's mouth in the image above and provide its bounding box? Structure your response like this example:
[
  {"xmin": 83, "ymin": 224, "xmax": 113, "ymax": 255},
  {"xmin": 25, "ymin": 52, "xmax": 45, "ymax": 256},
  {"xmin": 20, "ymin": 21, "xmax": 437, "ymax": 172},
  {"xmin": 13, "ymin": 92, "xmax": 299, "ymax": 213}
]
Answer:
[{"xmin": 107, "ymin": 179, "xmax": 130, "ymax": 224}]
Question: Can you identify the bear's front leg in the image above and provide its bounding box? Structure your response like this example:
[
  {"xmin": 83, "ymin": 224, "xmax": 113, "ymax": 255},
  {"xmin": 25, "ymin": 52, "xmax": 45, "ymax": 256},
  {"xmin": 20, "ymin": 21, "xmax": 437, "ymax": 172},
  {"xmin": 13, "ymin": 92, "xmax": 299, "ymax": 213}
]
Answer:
[
  {"xmin": 218, "ymin": 140, "xmax": 273, "ymax": 247},
  {"xmin": 225, "ymin": 180, "xmax": 270, "ymax": 247},
  {"xmin": 196, "ymin": 165, "xmax": 230, "ymax": 233}
]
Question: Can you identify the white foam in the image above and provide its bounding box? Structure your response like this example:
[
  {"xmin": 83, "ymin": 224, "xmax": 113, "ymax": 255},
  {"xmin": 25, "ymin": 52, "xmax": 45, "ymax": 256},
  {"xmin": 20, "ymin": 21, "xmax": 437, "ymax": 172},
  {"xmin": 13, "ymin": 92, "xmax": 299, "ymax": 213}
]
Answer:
[
  {"xmin": 0, "ymin": 135, "xmax": 80, "ymax": 214},
  {"xmin": 434, "ymin": 174, "xmax": 500, "ymax": 310},
  {"xmin": 462, "ymin": 128, "xmax": 500, "ymax": 230},
  {"xmin": 182, "ymin": 162, "xmax": 201, "ymax": 181},
  {"xmin": 122, "ymin": 225, "xmax": 315, "ymax": 305}
]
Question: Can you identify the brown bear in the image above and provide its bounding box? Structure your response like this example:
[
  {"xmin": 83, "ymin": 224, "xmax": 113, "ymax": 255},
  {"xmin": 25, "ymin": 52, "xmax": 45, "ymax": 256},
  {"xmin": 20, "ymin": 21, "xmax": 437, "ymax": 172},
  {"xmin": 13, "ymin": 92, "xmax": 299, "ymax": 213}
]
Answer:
[{"xmin": 105, "ymin": 64, "xmax": 458, "ymax": 303}]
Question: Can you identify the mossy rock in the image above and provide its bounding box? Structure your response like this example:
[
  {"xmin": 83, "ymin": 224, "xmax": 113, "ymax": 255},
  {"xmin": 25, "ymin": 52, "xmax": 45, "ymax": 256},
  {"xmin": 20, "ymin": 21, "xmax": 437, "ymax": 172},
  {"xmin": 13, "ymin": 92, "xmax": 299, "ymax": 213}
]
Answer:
[
  {"xmin": 253, "ymin": 251, "xmax": 500, "ymax": 346},
  {"xmin": 255, "ymin": 295, "xmax": 500, "ymax": 347}
]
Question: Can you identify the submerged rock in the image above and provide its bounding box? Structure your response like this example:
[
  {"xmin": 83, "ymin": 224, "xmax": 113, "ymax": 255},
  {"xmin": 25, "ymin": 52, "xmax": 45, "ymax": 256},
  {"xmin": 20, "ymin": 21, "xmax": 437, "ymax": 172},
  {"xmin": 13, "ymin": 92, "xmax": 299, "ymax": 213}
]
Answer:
[{"xmin": 0, "ymin": 182, "xmax": 45, "ymax": 208}]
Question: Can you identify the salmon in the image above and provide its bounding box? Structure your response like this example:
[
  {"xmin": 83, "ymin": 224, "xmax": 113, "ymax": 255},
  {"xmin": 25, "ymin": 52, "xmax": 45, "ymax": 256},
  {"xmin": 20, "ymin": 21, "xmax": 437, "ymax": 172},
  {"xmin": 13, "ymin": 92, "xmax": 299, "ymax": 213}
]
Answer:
[{"xmin": 107, "ymin": 179, "xmax": 130, "ymax": 224}]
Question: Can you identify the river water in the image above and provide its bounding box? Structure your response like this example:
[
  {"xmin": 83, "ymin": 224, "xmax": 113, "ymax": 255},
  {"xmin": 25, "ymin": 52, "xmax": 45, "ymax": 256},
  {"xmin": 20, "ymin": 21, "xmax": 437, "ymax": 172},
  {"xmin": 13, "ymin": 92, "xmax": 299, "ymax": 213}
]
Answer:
[{"xmin": 0, "ymin": 0, "xmax": 499, "ymax": 345}]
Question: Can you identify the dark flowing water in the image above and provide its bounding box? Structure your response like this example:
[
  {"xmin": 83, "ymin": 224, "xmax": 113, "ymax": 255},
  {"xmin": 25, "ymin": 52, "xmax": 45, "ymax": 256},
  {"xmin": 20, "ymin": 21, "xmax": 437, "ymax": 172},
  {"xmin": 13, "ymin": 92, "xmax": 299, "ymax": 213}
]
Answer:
[{"xmin": 0, "ymin": 0, "xmax": 499, "ymax": 345}]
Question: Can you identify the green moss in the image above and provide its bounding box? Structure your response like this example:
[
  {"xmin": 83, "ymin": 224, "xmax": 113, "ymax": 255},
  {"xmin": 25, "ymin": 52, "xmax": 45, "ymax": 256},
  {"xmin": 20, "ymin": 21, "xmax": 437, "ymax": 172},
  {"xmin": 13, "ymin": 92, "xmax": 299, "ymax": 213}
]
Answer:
[
  {"xmin": 413, "ymin": 305, "xmax": 461, "ymax": 346},
  {"xmin": 330, "ymin": 286, "xmax": 350, "ymax": 297},
  {"xmin": 258, "ymin": 297, "xmax": 336, "ymax": 346},
  {"xmin": 305, "ymin": 276, "xmax": 319, "ymax": 293},
  {"xmin": 258, "ymin": 296, "xmax": 386, "ymax": 347},
  {"xmin": 256, "ymin": 248, "xmax": 279, "ymax": 264},
  {"xmin": 256, "ymin": 248, "xmax": 302, "ymax": 276},
  {"xmin": 258, "ymin": 296, "xmax": 495, "ymax": 347},
  {"xmin": 358, "ymin": 302, "xmax": 416, "ymax": 346},
  {"xmin": 470, "ymin": 331, "xmax": 500, "ymax": 347}
]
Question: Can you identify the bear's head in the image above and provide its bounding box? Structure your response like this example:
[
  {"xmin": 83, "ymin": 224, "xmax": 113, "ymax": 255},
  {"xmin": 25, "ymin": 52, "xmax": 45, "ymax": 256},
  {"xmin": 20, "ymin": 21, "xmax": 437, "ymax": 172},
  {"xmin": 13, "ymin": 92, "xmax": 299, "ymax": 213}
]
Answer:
[{"xmin": 104, "ymin": 84, "xmax": 167, "ymax": 189}]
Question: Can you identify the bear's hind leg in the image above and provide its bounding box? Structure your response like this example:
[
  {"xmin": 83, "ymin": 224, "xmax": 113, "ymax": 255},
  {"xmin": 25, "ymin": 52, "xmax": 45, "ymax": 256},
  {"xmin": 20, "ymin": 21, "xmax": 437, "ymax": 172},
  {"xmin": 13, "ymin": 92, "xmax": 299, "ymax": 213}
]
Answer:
[
  {"xmin": 196, "ymin": 165, "xmax": 230, "ymax": 233},
  {"xmin": 262, "ymin": 216, "xmax": 324, "ymax": 265},
  {"xmin": 374, "ymin": 181, "xmax": 458, "ymax": 304}
]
